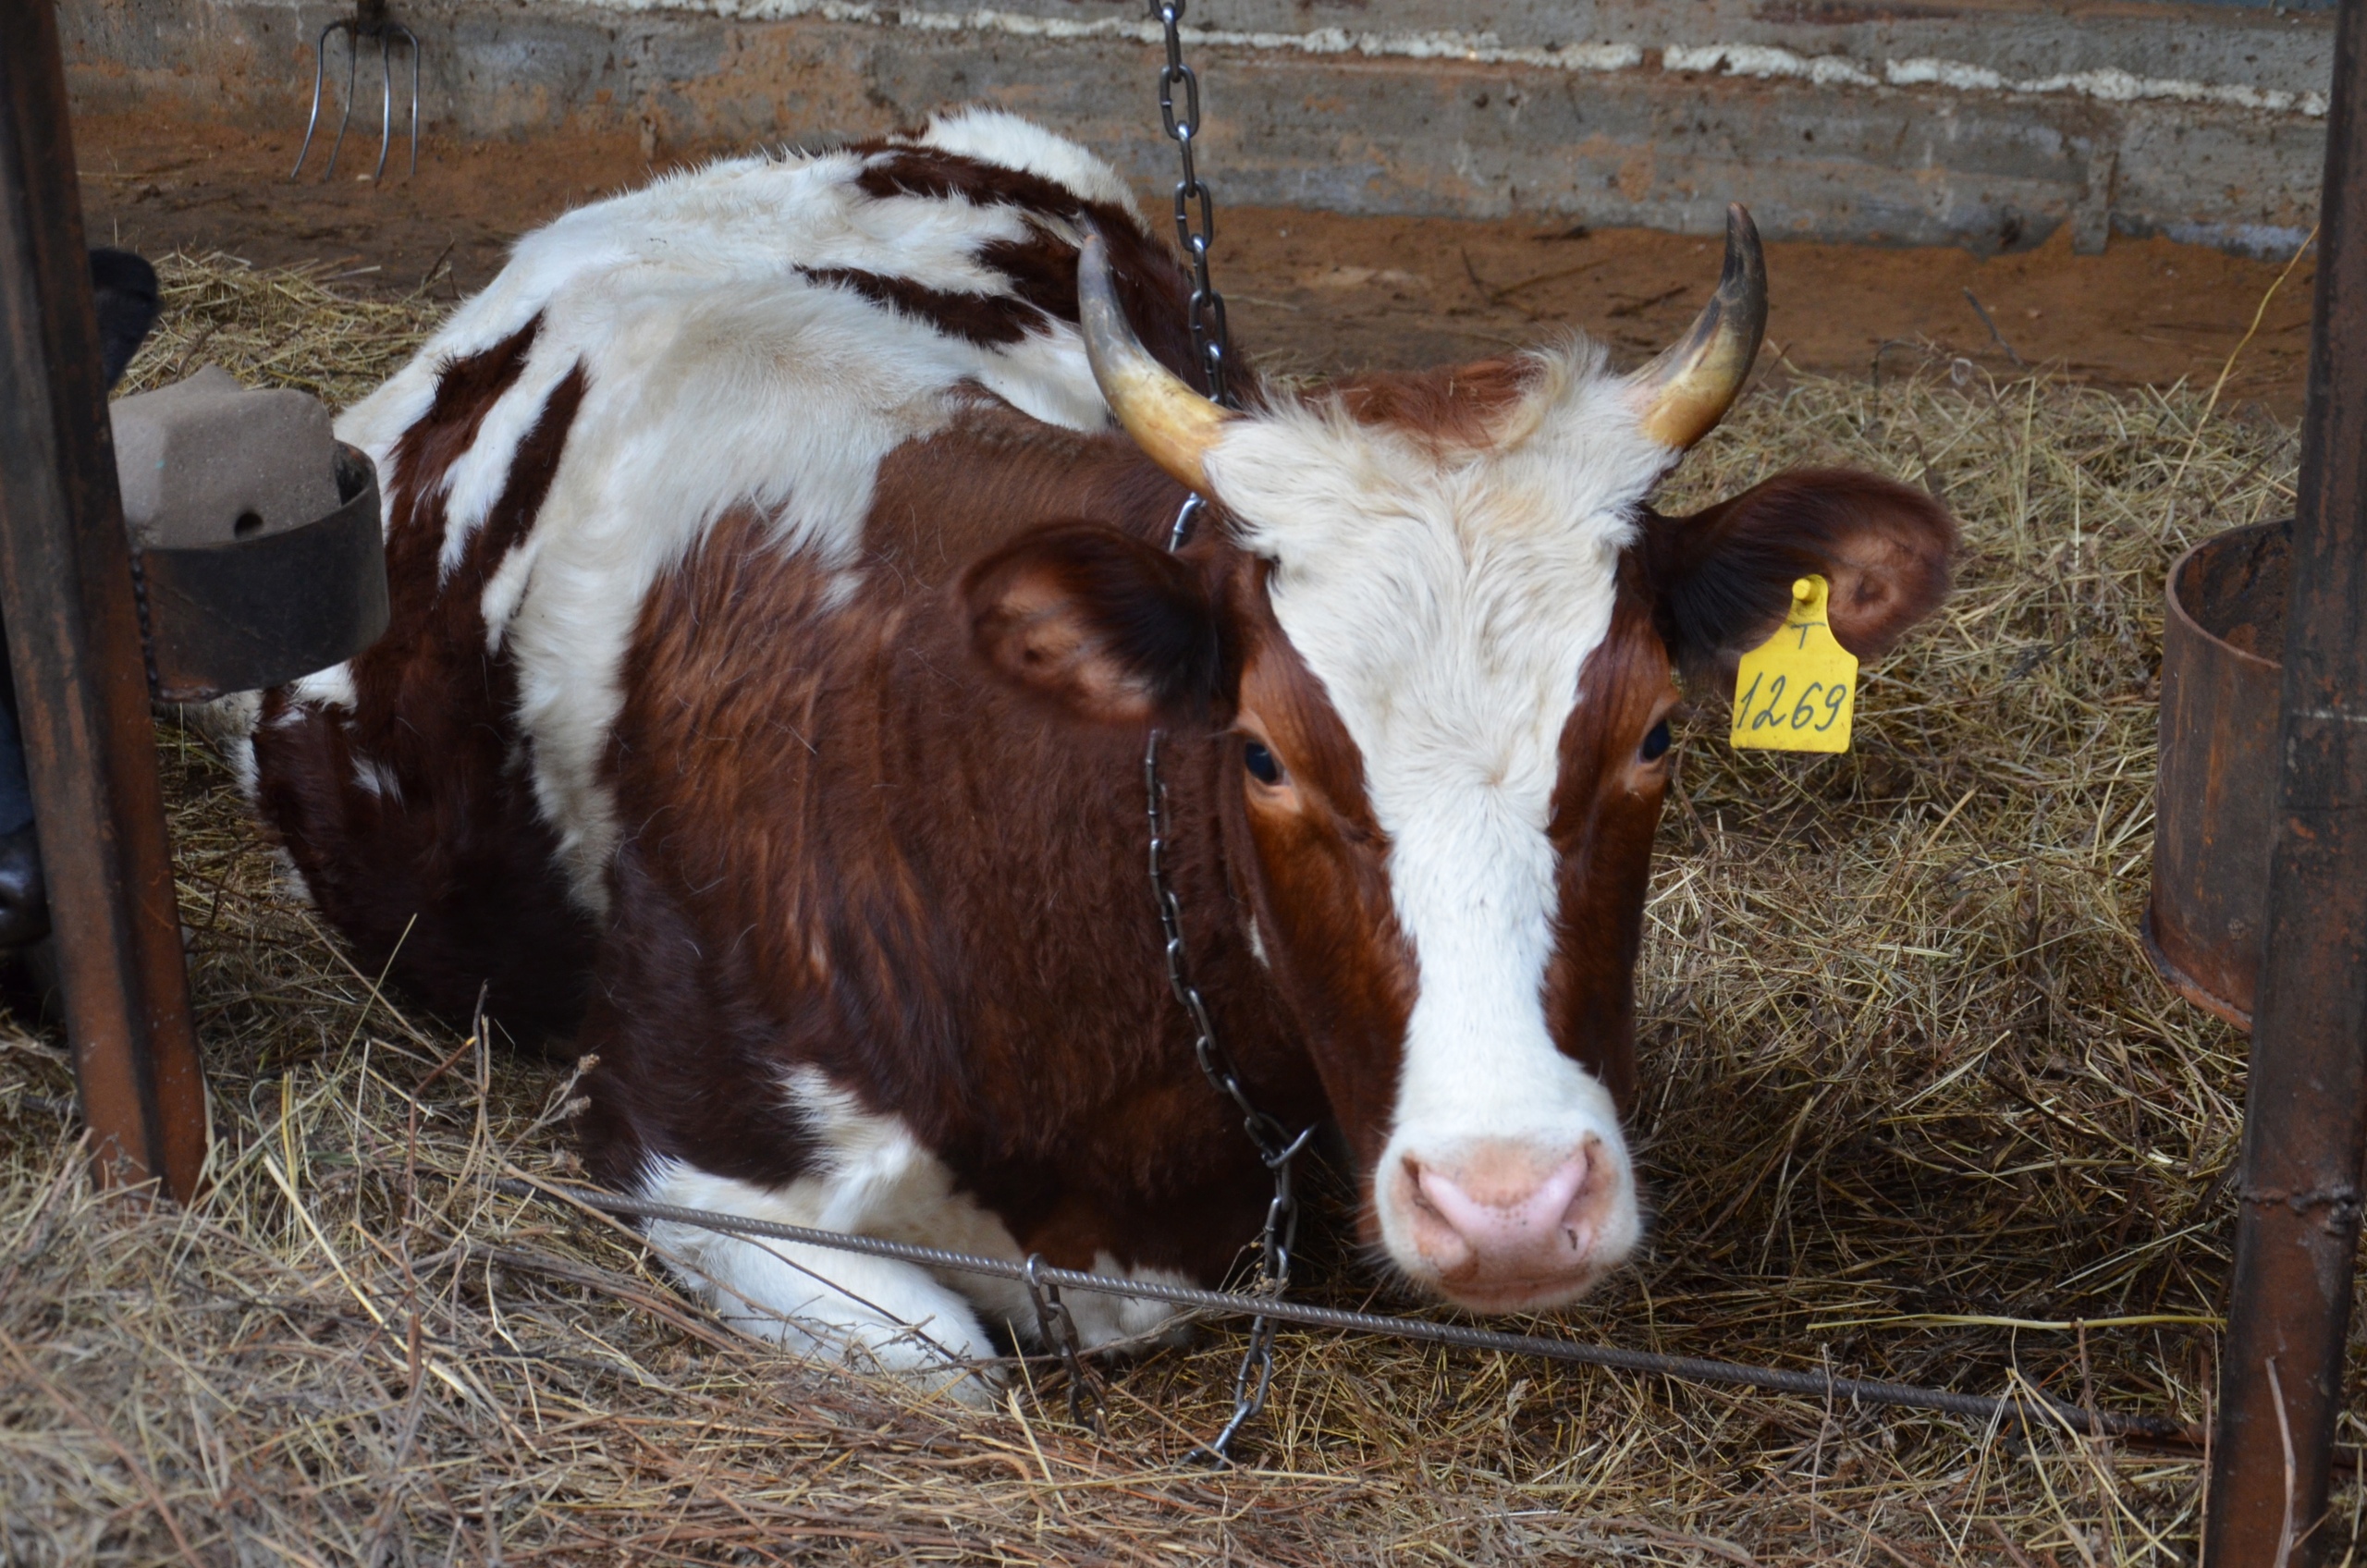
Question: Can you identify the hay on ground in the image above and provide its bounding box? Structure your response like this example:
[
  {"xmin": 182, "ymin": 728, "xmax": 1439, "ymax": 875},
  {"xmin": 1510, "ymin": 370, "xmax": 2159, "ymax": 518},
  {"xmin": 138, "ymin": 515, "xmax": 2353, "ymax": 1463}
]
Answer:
[{"xmin": 0, "ymin": 254, "xmax": 2341, "ymax": 1565}]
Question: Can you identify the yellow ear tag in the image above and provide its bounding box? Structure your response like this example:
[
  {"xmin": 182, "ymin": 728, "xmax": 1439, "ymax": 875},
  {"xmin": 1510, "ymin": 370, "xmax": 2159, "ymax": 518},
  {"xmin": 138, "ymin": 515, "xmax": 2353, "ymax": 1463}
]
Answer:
[{"xmin": 1730, "ymin": 575, "xmax": 1856, "ymax": 753}]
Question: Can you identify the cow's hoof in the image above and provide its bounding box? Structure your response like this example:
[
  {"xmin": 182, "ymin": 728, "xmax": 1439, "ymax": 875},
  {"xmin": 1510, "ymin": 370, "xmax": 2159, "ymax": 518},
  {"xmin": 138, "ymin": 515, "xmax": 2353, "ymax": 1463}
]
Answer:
[
  {"xmin": 0, "ymin": 826, "xmax": 49, "ymax": 949},
  {"xmin": 924, "ymin": 1361, "xmax": 1008, "ymax": 1409},
  {"xmin": 845, "ymin": 1336, "xmax": 1008, "ymax": 1408}
]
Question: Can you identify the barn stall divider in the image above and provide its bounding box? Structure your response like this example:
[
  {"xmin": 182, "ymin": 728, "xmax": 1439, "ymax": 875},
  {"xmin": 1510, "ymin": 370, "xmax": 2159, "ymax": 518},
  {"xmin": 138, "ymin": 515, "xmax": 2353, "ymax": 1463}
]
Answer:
[
  {"xmin": 6, "ymin": 0, "xmax": 2367, "ymax": 1558},
  {"xmin": 0, "ymin": 0, "xmax": 208, "ymax": 1203}
]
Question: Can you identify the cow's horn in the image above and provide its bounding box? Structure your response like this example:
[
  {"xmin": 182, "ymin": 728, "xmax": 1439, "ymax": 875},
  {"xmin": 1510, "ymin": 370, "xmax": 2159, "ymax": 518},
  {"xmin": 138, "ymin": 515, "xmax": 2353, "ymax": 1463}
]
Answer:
[
  {"xmin": 1625, "ymin": 203, "xmax": 1767, "ymax": 451},
  {"xmin": 1077, "ymin": 229, "xmax": 1237, "ymax": 493}
]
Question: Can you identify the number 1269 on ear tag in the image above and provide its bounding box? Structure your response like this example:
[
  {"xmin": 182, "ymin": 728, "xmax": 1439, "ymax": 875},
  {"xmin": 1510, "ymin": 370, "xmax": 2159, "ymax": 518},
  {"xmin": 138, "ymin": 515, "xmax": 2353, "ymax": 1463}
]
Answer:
[{"xmin": 1730, "ymin": 575, "xmax": 1856, "ymax": 753}]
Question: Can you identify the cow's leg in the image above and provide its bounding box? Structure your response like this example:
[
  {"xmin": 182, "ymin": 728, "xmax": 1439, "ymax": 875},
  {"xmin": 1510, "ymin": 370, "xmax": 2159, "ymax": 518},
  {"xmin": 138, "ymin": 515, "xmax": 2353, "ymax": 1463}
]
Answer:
[
  {"xmin": 958, "ymin": 1255, "xmax": 1196, "ymax": 1357},
  {"xmin": 645, "ymin": 1207, "xmax": 1001, "ymax": 1402},
  {"xmin": 633, "ymin": 1157, "xmax": 1004, "ymax": 1403},
  {"xmin": 1060, "ymin": 1261, "xmax": 1198, "ymax": 1353}
]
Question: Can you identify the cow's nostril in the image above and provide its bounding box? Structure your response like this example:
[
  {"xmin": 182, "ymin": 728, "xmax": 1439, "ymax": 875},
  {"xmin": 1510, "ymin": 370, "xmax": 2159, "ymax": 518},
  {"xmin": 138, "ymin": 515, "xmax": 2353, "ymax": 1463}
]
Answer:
[
  {"xmin": 1402, "ymin": 1158, "xmax": 1437, "ymax": 1215},
  {"xmin": 1397, "ymin": 1157, "xmax": 1475, "ymax": 1273}
]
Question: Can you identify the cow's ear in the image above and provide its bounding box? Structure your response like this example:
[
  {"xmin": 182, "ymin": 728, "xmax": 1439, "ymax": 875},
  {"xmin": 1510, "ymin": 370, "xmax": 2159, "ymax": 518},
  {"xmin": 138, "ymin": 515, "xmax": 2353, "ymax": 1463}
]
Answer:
[
  {"xmin": 1648, "ymin": 468, "xmax": 1956, "ymax": 683},
  {"xmin": 964, "ymin": 525, "xmax": 1233, "ymax": 725}
]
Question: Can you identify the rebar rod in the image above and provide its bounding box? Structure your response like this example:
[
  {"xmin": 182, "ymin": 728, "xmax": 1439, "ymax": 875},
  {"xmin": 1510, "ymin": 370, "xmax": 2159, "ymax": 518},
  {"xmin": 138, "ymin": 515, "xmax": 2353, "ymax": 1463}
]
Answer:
[{"xmin": 494, "ymin": 1177, "xmax": 2197, "ymax": 1447}]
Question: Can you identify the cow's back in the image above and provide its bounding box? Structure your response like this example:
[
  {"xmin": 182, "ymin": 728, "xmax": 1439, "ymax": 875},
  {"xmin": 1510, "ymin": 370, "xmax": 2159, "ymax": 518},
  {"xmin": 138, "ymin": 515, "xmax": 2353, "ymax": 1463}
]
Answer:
[{"xmin": 251, "ymin": 111, "xmax": 1182, "ymax": 1035}]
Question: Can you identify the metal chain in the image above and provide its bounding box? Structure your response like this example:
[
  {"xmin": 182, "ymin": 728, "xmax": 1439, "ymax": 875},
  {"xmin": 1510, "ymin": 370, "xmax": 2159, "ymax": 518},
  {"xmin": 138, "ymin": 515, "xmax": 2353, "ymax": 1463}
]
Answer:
[
  {"xmin": 1023, "ymin": 1253, "xmax": 1103, "ymax": 1433},
  {"xmin": 1145, "ymin": 719, "xmax": 1315, "ymax": 1464},
  {"xmin": 126, "ymin": 549, "xmax": 161, "ymax": 695},
  {"xmin": 1143, "ymin": 0, "xmax": 1304, "ymax": 1464},
  {"xmin": 1152, "ymin": 0, "xmax": 1235, "ymax": 410}
]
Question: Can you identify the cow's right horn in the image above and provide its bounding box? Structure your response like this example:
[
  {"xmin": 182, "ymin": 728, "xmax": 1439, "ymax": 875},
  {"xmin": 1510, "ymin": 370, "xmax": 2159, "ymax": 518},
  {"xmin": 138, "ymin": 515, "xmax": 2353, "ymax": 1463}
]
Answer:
[
  {"xmin": 1625, "ymin": 203, "xmax": 1768, "ymax": 452},
  {"xmin": 1077, "ymin": 230, "xmax": 1237, "ymax": 494}
]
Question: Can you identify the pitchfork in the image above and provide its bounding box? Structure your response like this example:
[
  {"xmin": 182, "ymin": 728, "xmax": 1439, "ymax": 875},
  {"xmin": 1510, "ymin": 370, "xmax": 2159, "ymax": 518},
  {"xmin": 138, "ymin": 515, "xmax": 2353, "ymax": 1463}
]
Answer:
[{"xmin": 291, "ymin": 0, "xmax": 420, "ymax": 182}]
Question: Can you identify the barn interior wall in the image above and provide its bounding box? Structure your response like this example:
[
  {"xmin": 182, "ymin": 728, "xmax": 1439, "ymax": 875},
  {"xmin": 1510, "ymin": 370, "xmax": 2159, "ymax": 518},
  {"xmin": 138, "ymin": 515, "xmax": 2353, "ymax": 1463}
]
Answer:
[{"xmin": 60, "ymin": 0, "xmax": 2334, "ymax": 256}]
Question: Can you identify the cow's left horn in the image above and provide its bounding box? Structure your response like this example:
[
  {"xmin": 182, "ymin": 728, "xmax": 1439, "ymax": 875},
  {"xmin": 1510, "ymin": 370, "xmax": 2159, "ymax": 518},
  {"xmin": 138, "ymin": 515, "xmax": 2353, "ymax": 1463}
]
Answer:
[
  {"xmin": 1077, "ymin": 229, "xmax": 1237, "ymax": 493},
  {"xmin": 1625, "ymin": 203, "xmax": 1767, "ymax": 451}
]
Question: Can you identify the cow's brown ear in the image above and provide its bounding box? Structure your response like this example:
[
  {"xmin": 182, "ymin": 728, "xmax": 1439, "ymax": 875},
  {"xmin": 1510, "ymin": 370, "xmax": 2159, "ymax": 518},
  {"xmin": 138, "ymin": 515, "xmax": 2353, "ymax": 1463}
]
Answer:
[
  {"xmin": 1648, "ymin": 468, "xmax": 1956, "ymax": 684},
  {"xmin": 964, "ymin": 525, "xmax": 1233, "ymax": 726}
]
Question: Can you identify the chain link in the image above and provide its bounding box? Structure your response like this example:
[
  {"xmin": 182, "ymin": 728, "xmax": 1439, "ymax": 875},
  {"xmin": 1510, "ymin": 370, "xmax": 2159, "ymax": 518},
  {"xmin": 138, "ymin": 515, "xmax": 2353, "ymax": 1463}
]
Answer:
[
  {"xmin": 1023, "ymin": 1253, "xmax": 1103, "ymax": 1433},
  {"xmin": 1151, "ymin": 0, "xmax": 1236, "ymax": 410}
]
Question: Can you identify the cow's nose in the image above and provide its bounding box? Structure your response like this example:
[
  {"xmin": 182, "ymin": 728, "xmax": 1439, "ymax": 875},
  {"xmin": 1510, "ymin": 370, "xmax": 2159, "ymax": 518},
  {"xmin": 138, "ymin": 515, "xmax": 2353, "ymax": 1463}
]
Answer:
[{"xmin": 1400, "ymin": 1138, "xmax": 1618, "ymax": 1304}]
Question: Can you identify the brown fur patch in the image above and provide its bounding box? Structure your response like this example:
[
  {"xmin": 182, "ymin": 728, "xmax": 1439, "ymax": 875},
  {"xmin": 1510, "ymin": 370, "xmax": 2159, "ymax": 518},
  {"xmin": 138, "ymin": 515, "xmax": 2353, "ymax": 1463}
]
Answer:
[
  {"xmin": 1542, "ymin": 564, "xmax": 1683, "ymax": 1114},
  {"xmin": 1324, "ymin": 356, "xmax": 1543, "ymax": 453},
  {"xmin": 843, "ymin": 143, "xmax": 1218, "ymax": 395},
  {"xmin": 850, "ymin": 145, "xmax": 1110, "ymax": 221},
  {"xmin": 799, "ymin": 266, "xmax": 1047, "ymax": 348},
  {"xmin": 1220, "ymin": 583, "xmax": 1417, "ymax": 1182}
]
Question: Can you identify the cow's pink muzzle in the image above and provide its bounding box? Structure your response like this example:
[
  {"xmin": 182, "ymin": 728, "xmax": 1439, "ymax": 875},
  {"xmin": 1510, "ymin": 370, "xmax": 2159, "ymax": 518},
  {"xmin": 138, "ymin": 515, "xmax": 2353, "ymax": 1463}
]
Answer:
[{"xmin": 1396, "ymin": 1137, "xmax": 1626, "ymax": 1311}]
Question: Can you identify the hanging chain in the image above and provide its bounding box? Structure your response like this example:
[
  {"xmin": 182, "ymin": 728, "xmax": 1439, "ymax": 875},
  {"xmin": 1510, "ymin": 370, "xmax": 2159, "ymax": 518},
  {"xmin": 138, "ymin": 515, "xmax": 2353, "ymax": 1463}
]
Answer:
[
  {"xmin": 1153, "ymin": 0, "xmax": 1236, "ymax": 410},
  {"xmin": 1142, "ymin": 0, "xmax": 1306, "ymax": 1463},
  {"xmin": 1145, "ymin": 729, "xmax": 1316, "ymax": 1464}
]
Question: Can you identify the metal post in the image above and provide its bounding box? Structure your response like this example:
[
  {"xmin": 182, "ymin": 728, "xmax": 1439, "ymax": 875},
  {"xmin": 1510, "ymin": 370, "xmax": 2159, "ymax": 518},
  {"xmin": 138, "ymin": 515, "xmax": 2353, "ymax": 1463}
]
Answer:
[
  {"xmin": 0, "ymin": 3, "xmax": 208, "ymax": 1199},
  {"xmin": 2205, "ymin": 0, "xmax": 2367, "ymax": 1558}
]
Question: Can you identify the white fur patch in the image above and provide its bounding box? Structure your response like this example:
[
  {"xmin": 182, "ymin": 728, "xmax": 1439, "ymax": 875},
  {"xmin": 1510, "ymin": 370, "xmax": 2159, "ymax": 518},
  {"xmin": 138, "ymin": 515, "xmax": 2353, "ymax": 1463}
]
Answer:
[
  {"xmin": 350, "ymin": 755, "xmax": 402, "ymax": 803},
  {"xmin": 178, "ymin": 691, "xmax": 263, "ymax": 792},
  {"xmin": 287, "ymin": 660, "xmax": 357, "ymax": 712},
  {"xmin": 1207, "ymin": 342, "xmax": 1665, "ymax": 1288},
  {"xmin": 637, "ymin": 1067, "xmax": 1187, "ymax": 1399},
  {"xmin": 916, "ymin": 108, "xmax": 1147, "ymax": 217}
]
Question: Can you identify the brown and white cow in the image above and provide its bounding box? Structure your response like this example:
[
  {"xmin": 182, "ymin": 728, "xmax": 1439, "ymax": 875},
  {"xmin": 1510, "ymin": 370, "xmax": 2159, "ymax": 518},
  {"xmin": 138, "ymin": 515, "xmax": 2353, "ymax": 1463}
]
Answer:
[{"xmin": 247, "ymin": 111, "xmax": 1953, "ymax": 1394}]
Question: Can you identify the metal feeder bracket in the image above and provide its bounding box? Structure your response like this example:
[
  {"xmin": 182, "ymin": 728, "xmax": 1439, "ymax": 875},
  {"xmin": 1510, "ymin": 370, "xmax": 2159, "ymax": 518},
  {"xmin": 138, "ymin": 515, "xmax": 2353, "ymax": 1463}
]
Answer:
[{"xmin": 136, "ymin": 442, "xmax": 389, "ymax": 703}]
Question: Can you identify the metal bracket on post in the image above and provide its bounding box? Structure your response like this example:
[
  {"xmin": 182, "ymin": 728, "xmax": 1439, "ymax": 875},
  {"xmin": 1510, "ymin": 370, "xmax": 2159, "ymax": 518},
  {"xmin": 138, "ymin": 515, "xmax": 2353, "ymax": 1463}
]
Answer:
[
  {"xmin": 2204, "ymin": 0, "xmax": 2367, "ymax": 1558},
  {"xmin": 0, "ymin": 4, "xmax": 209, "ymax": 1200}
]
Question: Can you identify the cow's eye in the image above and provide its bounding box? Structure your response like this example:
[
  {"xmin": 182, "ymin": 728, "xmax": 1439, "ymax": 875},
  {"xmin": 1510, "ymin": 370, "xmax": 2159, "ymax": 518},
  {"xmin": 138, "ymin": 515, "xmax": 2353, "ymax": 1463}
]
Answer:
[
  {"xmin": 1245, "ymin": 741, "xmax": 1283, "ymax": 785},
  {"xmin": 1639, "ymin": 720, "xmax": 1672, "ymax": 763}
]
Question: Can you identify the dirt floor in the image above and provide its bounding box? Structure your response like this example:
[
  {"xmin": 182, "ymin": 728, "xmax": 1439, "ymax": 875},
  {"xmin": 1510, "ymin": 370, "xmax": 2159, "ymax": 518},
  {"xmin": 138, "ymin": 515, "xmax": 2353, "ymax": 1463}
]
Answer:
[{"xmin": 75, "ymin": 109, "xmax": 2320, "ymax": 417}]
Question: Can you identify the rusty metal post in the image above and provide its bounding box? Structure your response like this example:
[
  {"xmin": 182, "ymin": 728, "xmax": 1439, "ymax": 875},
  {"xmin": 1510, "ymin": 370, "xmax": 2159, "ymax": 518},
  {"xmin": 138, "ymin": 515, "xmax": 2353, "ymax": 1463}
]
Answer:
[
  {"xmin": 2205, "ymin": 0, "xmax": 2367, "ymax": 1557},
  {"xmin": 0, "ymin": 3, "xmax": 208, "ymax": 1198}
]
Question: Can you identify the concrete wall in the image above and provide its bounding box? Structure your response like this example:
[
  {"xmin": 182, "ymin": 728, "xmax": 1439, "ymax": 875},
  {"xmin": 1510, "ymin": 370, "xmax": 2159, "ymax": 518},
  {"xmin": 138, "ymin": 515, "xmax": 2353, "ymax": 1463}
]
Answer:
[{"xmin": 61, "ymin": 0, "xmax": 2335, "ymax": 255}]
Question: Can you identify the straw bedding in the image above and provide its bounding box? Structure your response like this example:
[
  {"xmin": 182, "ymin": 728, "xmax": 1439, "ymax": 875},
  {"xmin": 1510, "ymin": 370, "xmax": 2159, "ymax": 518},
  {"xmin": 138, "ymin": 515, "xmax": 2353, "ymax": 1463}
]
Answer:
[{"xmin": 0, "ymin": 253, "xmax": 2338, "ymax": 1564}]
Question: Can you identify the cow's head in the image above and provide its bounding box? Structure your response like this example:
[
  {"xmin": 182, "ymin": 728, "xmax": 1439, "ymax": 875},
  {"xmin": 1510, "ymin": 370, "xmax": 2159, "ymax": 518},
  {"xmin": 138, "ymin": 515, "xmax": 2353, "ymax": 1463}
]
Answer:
[{"xmin": 965, "ymin": 212, "xmax": 1955, "ymax": 1313}]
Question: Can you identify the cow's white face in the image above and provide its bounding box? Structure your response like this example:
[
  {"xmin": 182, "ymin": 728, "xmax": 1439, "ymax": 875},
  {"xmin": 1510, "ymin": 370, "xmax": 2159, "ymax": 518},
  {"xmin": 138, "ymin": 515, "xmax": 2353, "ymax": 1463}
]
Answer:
[
  {"xmin": 966, "ymin": 217, "xmax": 1955, "ymax": 1314},
  {"xmin": 1207, "ymin": 349, "xmax": 1664, "ymax": 1306}
]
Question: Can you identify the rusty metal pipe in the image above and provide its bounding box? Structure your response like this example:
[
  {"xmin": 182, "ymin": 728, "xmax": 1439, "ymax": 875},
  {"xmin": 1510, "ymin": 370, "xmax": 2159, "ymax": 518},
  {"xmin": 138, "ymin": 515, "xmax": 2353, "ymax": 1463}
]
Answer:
[
  {"xmin": 0, "ymin": 3, "xmax": 207, "ymax": 1199},
  {"xmin": 2204, "ymin": 0, "xmax": 2367, "ymax": 1554}
]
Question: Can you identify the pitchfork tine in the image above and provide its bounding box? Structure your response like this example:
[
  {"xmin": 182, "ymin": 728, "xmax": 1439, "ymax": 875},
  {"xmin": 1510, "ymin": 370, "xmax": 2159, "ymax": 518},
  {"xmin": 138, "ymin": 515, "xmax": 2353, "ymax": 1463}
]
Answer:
[
  {"xmin": 291, "ymin": 19, "xmax": 346, "ymax": 178},
  {"xmin": 374, "ymin": 33, "xmax": 392, "ymax": 182},
  {"xmin": 401, "ymin": 25, "xmax": 420, "ymax": 177},
  {"xmin": 324, "ymin": 23, "xmax": 360, "ymax": 179}
]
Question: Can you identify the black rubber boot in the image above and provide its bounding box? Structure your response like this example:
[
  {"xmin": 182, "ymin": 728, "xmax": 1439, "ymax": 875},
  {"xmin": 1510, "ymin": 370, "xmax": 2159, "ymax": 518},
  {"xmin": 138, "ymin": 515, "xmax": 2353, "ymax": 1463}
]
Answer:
[{"xmin": 0, "ymin": 823, "xmax": 46, "ymax": 949}]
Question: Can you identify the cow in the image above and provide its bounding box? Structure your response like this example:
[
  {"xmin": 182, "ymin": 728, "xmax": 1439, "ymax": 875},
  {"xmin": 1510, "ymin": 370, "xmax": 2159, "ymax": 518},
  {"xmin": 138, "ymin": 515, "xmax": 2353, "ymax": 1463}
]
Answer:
[{"xmin": 246, "ymin": 110, "xmax": 1955, "ymax": 1396}]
